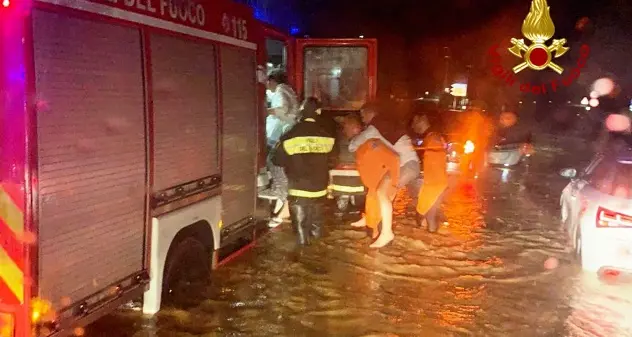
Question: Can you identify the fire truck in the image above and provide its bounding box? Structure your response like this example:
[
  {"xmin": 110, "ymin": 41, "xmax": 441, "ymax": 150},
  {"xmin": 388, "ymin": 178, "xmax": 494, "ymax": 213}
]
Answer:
[{"xmin": 0, "ymin": 0, "xmax": 376, "ymax": 336}]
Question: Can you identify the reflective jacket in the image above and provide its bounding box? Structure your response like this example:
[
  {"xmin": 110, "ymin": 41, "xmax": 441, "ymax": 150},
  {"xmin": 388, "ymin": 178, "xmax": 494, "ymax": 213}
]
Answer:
[{"xmin": 272, "ymin": 118, "xmax": 336, "ymax": 198}]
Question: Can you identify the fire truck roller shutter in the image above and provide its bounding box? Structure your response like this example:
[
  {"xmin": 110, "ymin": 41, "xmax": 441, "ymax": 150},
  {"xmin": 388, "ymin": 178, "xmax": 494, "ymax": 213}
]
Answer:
[
  {"xmin": 150, "ymin": 34, "xmax": 219, "ymax": 192},
  {"xmin": 220, "ymin": 46, "xmax": 258, "ymax": 227},
  {"xmin": 32, "ymin": 10, "xmax": 146, "ymax": 309}
]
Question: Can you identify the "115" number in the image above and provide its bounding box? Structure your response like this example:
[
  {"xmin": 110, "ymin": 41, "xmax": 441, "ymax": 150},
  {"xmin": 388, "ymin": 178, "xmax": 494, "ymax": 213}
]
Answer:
[{"xmin": 222, "ymin": 14, "xmax": 248, "ymax": 40}]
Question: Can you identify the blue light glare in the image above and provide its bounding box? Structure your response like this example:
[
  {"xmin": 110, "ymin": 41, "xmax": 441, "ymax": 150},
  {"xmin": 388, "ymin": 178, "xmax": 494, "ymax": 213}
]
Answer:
[
  {"xmin": 253, "ymin": 8, "xmax": 265, "ymax": 20},
  {"xmin": 290, "ymin": 26, "xmax": 300, "ymax": 35}
]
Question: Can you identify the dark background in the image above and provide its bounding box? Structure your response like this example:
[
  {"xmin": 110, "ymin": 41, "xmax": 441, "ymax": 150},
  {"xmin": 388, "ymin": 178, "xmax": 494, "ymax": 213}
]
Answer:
[{"xmin": 246, "ymin": 0, "xmax": 632, "ymax": 129}]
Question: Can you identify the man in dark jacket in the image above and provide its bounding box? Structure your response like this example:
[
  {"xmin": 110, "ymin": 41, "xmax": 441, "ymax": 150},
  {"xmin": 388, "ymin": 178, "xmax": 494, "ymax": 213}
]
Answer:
[{"xmin": 272, "ymin": 97, "xmax": 336, "ymax": 245}]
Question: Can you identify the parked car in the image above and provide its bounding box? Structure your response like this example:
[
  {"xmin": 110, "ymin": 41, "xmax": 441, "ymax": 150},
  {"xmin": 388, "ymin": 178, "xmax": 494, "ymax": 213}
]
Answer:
[
  {"xmin": 487, "ymin": 130, "xmax": 534, "ymax": 167},
  {"xmin": 559, "ymin": 149, "xmax": 632, "ymax": 273}
]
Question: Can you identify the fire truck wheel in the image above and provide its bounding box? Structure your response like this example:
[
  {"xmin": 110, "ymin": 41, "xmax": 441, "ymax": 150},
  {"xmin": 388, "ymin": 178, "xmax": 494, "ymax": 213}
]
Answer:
[
  {"xmin": 162, "ymin": 236, "xmax": 211, "ymax": 304},
  {"xmin": 336, "ymin": 196, "xmax": 350, "ymax": 212}
]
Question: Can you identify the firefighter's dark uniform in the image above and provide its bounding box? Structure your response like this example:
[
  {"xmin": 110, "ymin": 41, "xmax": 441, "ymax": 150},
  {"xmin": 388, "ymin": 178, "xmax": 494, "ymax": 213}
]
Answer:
[{"xmin": 272, "ymin": 117, "xmax": 336, "ymax": 245}]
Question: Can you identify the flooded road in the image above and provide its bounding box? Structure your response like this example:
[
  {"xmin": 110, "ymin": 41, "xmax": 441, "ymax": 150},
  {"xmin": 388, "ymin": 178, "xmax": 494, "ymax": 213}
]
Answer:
[{"xmin": 88, "ymin": 137, "xmax": 632, "ymax": 337}]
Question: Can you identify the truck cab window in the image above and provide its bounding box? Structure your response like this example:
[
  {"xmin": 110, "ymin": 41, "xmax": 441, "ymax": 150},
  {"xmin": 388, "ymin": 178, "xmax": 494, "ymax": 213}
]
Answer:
[{"xmin": 303, "ymin": 46, "xmax": 368, "ymax": 110}]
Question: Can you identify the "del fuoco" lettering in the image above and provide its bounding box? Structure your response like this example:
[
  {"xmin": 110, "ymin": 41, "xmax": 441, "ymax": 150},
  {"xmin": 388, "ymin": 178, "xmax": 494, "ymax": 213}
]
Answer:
[{"xmin": 111, "ymin": 0, "xmax": 206, "ymax": 27}]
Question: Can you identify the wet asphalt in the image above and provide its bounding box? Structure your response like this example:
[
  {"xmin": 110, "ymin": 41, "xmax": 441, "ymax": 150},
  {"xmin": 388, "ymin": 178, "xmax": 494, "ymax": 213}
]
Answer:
[{"xmin": 86, "ymin": 135, "xmax": 632, "ymax": 337}]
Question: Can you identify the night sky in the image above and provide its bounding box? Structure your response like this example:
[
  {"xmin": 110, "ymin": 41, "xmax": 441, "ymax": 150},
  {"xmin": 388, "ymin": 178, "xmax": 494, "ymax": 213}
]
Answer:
[{"xmin": 297, "ymin": 0, "xmax": 632, "ymax": 110}]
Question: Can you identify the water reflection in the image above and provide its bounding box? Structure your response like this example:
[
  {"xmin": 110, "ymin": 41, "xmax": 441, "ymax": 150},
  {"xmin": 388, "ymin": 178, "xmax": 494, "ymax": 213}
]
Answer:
[{"xmin": 87, "ymin": 141, "xmax": 632, "ymax": 337}]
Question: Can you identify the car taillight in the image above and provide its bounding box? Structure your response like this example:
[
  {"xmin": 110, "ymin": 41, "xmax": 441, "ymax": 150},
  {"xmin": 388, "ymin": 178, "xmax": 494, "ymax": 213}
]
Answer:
[
  {"xmin": 521, "ymin": 143, "xmax": 534, "ymax": 156},
  {"xmin": 596, "ymin": 207, "xmax": 632, "ymax": 228},
  {"xmin": 464, "ymin": 140, "xmax": 475, "ymax": 154},
  {"xmin": 0, "ymin": 312, "xmax": 14, "ymax": 337}
]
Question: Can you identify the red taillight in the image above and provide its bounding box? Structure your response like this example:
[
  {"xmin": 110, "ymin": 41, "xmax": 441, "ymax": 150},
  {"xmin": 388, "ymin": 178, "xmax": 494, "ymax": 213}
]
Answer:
[
  {"xmin": 0, "ymin": 312, "xmax": 14, "ymax": 337},
  {"xmin": 596, "ymin": 207, "xmax": 632, "ymax": 228},
  {"xmin": 521, "ymin": 143, "xmax": 534, "ymax": 156},
  {"xmin": 1, "ymin": 0, "xmax": 9, "ymax": 8}
]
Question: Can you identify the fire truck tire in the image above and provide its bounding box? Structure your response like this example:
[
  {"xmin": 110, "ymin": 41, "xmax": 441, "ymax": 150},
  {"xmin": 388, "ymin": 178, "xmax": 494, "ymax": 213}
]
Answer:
[{"xmin": 162, "ymin": 236, "xmax": 211, "ymax": 303}]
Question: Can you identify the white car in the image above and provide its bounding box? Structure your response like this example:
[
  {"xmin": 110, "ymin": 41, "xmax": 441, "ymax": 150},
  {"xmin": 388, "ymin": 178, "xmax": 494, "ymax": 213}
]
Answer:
[{"xmin": 560, "ymin": 152, "xmax": 632, "ymax": 273}]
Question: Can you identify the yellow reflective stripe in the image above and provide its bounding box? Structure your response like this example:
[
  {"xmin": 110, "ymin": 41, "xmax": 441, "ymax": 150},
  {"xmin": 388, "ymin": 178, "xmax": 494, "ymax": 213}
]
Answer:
[
  {"xmin": 331, "ymin": 185, "xmax": 365, "ymax": 193},
  {"xmin": 283, "ymin": 136, "xmax": 335, "ymax": 155},
  {"xmin": 288, "ymin": 189, "xmax": 328, "ymax": 198},
  {"xmin": 0, "ymin": 187, "xmax": 24, "ymax": 236},
  {"xmin": 0, "ymin": 247, "xmax": 24, "ymax": 304}
]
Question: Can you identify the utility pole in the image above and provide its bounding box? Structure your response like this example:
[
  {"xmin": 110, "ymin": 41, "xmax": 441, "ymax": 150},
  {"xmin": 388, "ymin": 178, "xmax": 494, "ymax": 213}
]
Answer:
[
  {"xmin": 465, "ymin": 64, "xmax": 472, "ymax": 107},
  {"xmin": 442, "ymin": 46, "xmax": 450, "ymax": 93}
]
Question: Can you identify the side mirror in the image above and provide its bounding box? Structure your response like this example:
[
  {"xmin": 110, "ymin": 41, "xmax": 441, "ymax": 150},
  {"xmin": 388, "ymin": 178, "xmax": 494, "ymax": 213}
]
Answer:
[{"xmin": 559, "ymin": 168, "xmax": 577, "ymax": 179}]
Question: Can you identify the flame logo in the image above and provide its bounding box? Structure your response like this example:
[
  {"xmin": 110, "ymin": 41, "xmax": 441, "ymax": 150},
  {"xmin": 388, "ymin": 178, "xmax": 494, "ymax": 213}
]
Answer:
[
  {"xmin": 522, "ymin": 0, "xmax": 555, "ymax": 43},
  {"xmin": 508, "ymin": 0, "xmax": 569, "ymax": 74}
]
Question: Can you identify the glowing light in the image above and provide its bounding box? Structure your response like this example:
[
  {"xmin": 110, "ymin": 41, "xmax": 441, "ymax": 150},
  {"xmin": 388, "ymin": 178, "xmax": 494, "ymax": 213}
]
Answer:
[
  {"xmin": 290, "ymin": 26, "xmax": 300, "ymax": 35},
  {"xmin": 590, "ymin": 90, "xmax": 599, "ymax": 98},
  {"xmin": 450, "ymin": 83, "xmax": 467, "ymax": 97},
  {"xmin": 359, "ymin": 35, "xmax": 364, "ymax": 38},
  {"xmin": 464, "ymin": 140, "xmax": 475, "ymax": 154},
  {"xmin": 605, "ymin": 113, "xmax": 631, "ymax": 132},
  {"xmin": 581, "ymin": 97, "xmax": 589, "ymax": 105},
  {"xmin": 585, "ymin": 106, "xmax": 591, "ymax": 111},
  {"xmin": 592, "ymin": 77, "xmax": 615, "ymax": 97},
  {"xmin": 589, "ymin": 98, "xmax": 599, "ymax": 107},
  {"xmin": 425, "ymin": 91, "xmax": 429, "ymax": 95},
  {"xmin": 331, "ymin": 67, "xmax": 341, "ymax": 76},
  {"xmin": 0, "ymin": 313, "xmax": 14, "ymax": 337},
  {"xmin": 501, "ymin": 168, "xmax": 510, "ymax": 183},
  {"xmin": 1, "ymin": 0, "xmax": 9, "ymax": 7}
]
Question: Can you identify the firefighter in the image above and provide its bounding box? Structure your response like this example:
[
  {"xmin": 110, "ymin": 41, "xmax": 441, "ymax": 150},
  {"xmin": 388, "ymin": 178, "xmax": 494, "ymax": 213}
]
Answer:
[
  {"xmin": 343, "ymin": 114, "xmax": 400, "ymax": 248},
  {"xmin": 272, "ymin": 97, "xmax": 336, "ymax": 245},
  {"xmin": 412, "ymin": 114, "xmax": 448, "ymax": 233}
]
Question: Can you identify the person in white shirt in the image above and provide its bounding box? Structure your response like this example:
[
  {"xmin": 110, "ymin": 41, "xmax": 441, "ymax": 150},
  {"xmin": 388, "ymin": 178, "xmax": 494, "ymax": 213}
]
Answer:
[
  {"xmin": 348, "ymin": 102, "xmax": 422, "ymax": 228},
  {"xmin": 265, "ymin": 70, "xmax": 299, "ymax": 227}
]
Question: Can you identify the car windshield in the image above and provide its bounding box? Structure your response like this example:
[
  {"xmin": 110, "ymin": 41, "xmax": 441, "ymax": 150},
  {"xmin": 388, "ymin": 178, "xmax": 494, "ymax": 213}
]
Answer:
[{"xmin": 588, "ymin": 159, "xmax": 632, "ymax": 199}]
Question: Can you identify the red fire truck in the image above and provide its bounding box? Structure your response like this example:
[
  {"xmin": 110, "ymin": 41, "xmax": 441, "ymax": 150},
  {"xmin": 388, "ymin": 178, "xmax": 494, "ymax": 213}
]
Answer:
[{"xmin": 0, "ymin": 0, "xmax": 376, "ymax": 336}]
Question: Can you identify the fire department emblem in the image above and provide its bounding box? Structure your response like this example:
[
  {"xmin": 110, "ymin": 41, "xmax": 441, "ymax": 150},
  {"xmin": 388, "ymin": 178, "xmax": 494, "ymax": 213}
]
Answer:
[{"xmin": 508, "ymin": 0, "xmax": 569, "ymax": 74}]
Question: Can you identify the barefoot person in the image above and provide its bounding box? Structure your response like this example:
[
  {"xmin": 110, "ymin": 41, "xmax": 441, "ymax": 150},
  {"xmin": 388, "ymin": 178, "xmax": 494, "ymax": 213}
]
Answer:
[
  {"xmin": 343, "ymin": 114, "xmax": 400, "ymax": 248},
  {"xmin": 348, "ymin": 101, "xmax": 422, "ymax": 228}
]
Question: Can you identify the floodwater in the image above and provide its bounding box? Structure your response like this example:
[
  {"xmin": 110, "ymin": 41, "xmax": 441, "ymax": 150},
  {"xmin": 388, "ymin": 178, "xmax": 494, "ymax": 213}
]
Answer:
[{"xmin": 87, "ymin": 136, "xmax": 632, "ymax": 337}]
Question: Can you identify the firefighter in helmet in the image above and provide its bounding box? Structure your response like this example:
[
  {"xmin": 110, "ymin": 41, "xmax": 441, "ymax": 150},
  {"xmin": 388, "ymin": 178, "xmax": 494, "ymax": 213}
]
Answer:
[{"xmin": 272, "ymin": 97, "xmax": 336, "ymax": 245}]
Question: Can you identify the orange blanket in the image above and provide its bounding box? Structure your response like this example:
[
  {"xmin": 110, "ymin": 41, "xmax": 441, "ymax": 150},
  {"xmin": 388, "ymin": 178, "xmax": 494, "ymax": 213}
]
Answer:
[
  {"xmin": 416, "ymin": 133, "xmax": 448, "ymax": 215},
  {"xmin": 355, "ymin": 139, "xmax": 400, "ymax": 234}
]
